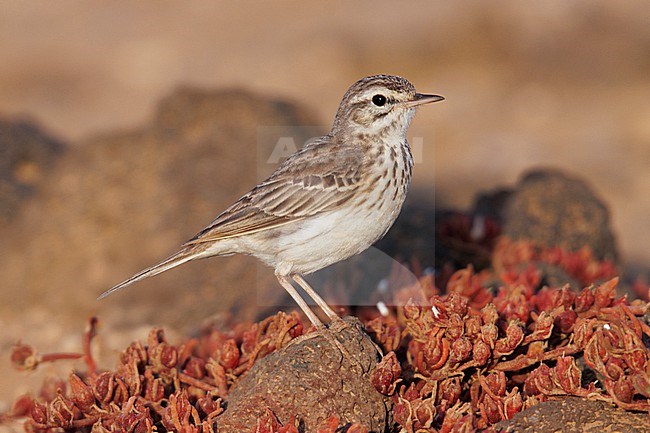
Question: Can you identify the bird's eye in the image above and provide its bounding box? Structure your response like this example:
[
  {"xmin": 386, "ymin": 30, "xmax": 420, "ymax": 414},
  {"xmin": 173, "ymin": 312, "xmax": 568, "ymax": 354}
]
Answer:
[{"xmin": 372, "ymin": 94, "xmax": 387, "ymax": 107}]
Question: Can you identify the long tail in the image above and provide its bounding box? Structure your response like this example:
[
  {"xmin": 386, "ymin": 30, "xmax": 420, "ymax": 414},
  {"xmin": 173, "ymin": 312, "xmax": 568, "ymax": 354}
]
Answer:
[{"xmin": 97, "ymin": 248, "xmax": 199, "ymax": 300}]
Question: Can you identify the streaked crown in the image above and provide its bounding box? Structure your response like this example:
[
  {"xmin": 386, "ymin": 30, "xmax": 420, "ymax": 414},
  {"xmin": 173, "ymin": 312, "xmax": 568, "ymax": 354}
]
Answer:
[{"xmin": 331, "ymin": 75, "xmax": 441, "ymax": 136}]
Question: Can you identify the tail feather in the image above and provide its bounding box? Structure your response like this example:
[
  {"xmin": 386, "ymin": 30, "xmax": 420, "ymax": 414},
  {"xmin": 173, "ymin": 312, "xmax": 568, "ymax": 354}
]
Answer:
[{"xmin": 98, "ymin": 249, "xmax": 198, "ymax": 300}]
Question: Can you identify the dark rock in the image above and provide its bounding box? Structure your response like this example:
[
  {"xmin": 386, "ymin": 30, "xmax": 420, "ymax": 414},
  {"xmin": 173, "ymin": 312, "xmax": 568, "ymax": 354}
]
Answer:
[
  {"xmin": 473, "ymin": 187, "xmax": 513, "ymax": 223},
  {"xmin": 217, "ymin": 317, "xmax": 388, "ymax": 433},
  {"xmin": 376, "ymin": 204, "xmax": 438, "ymax": 269},
  {"xmin": 495, "ymin": 397, "xmax": 650, "ymax": 433},
  {"xmin": 501, "ymin": 168, "xmax": 618, "ymax": 261},
  {"xmin": 0, "ymin": 118, "xmax": 64, "ymax": 222}
]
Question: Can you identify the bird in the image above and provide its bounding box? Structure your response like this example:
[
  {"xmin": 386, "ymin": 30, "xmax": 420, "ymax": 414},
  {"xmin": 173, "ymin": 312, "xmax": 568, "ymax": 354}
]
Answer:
[{"xmin": 99, "ymin": 74, "xmax": 444, "ymax": 328}]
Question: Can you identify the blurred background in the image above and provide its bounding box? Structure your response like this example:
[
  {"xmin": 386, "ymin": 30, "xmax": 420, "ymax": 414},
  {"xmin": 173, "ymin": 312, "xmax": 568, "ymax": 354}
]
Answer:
[{"xmin": 1, "ymin": 0, "xmax": 649, "ymax": 410}]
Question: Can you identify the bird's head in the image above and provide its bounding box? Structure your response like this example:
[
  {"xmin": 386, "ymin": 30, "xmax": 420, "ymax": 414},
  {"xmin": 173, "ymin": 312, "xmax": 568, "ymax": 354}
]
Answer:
[{"xmin": 332, "ymin": 74, "xmax": 444, "ymax": 138}]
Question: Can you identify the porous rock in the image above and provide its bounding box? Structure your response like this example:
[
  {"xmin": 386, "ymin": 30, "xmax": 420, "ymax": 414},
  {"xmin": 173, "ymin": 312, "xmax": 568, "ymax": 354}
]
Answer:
[
  {"xmin": 501, "ymin": 168, "xmax": 618, "ymax": 261},
  {"xmin": 495, "ymin": 396, "xmax": 650, "ymax": 433},
  {"xmin": 217, "ymin": 316, "xmax": 389, "ymax": 432}
]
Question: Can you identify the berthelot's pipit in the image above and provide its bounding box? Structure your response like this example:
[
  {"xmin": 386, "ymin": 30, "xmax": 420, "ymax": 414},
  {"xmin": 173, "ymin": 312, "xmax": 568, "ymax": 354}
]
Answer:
[{"xmin": 100, "ymin": 75, "xmax": 443, "ymax": 328}]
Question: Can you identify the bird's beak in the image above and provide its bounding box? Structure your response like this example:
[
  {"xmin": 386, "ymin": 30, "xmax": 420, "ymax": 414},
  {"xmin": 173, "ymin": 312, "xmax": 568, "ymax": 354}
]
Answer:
[{"xmin": 404, "ymin": 93, "xmax": 445, "ymax": 108}]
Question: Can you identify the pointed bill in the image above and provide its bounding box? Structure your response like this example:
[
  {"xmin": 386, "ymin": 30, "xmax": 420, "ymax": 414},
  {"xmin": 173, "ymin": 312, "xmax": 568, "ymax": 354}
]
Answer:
[{"xmin": 404, "ymin": 93, "xmax": 445, "ymax": 108}]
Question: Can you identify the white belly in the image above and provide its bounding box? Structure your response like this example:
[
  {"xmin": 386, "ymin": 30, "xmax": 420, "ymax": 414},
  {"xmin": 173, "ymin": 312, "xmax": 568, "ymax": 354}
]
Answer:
[{"xmin": 243, "ymin": 174, "xmax": 407, "ymax": 275}]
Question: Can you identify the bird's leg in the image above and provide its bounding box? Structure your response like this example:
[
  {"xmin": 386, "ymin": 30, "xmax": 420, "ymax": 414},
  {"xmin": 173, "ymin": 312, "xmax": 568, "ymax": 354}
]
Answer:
[
  {"xmin": 289, "ymin": 274, "xmax": 360, "ymax": 367},
  {"xmin": 276, "ymin": 274, "xmax": 324, "ymax": 328},
  {"xmin": 277, "ymin": 274, "xmax": 355, "ymax": 365},
  {"xmin": 292, "ymin": 274, "xmax": 340, "ymax": 321}
]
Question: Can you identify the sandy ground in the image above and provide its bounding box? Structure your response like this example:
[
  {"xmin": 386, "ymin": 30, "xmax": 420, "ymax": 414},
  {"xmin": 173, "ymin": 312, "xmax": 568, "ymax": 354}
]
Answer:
[{"xmin": 1, "ymin": 0, "xmax": 649, "ymax": 416}]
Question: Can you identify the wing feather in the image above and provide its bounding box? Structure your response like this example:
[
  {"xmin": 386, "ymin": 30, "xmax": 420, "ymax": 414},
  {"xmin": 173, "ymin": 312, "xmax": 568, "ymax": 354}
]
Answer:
[{"xmin": 184, "ymin": 135, "xmax": 365, "ymax": 245}]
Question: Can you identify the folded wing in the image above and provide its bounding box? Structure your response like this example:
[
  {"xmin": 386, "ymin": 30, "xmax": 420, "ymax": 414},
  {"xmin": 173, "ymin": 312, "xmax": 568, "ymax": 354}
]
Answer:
[{"xmin": 185, "ymin": 135, "xmax": 365, "ymax": 245}]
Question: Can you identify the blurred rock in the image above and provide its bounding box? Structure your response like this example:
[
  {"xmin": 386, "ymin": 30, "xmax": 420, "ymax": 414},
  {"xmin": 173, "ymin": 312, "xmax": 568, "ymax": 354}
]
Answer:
[
  {"xmin": 0, "ymin": 118, "xmax": 64, "ymax": 223},
  {"xmin": 217, "ymin": 317, "xmax": 387, "ymax": 432},
  {"xmin": 375, "ymin": 203, "xmax": 438, "ymax": 269},
  {"xmin": 473, "ymin": 188, "xmax": 513, "ymax": 224},
  {"xmin": 0, "ymin": 87, "xmax": 323, "ymax": 331},
  {"xmin": 497, "ymin": 168, "xmax": 618, "ymax": 261}
]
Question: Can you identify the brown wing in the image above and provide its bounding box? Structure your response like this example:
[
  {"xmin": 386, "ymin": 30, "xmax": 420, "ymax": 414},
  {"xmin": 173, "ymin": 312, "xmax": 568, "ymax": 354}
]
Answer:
[{"xmin": 184, "ymin": 135, "xmax": 365, "ymax": 245}]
